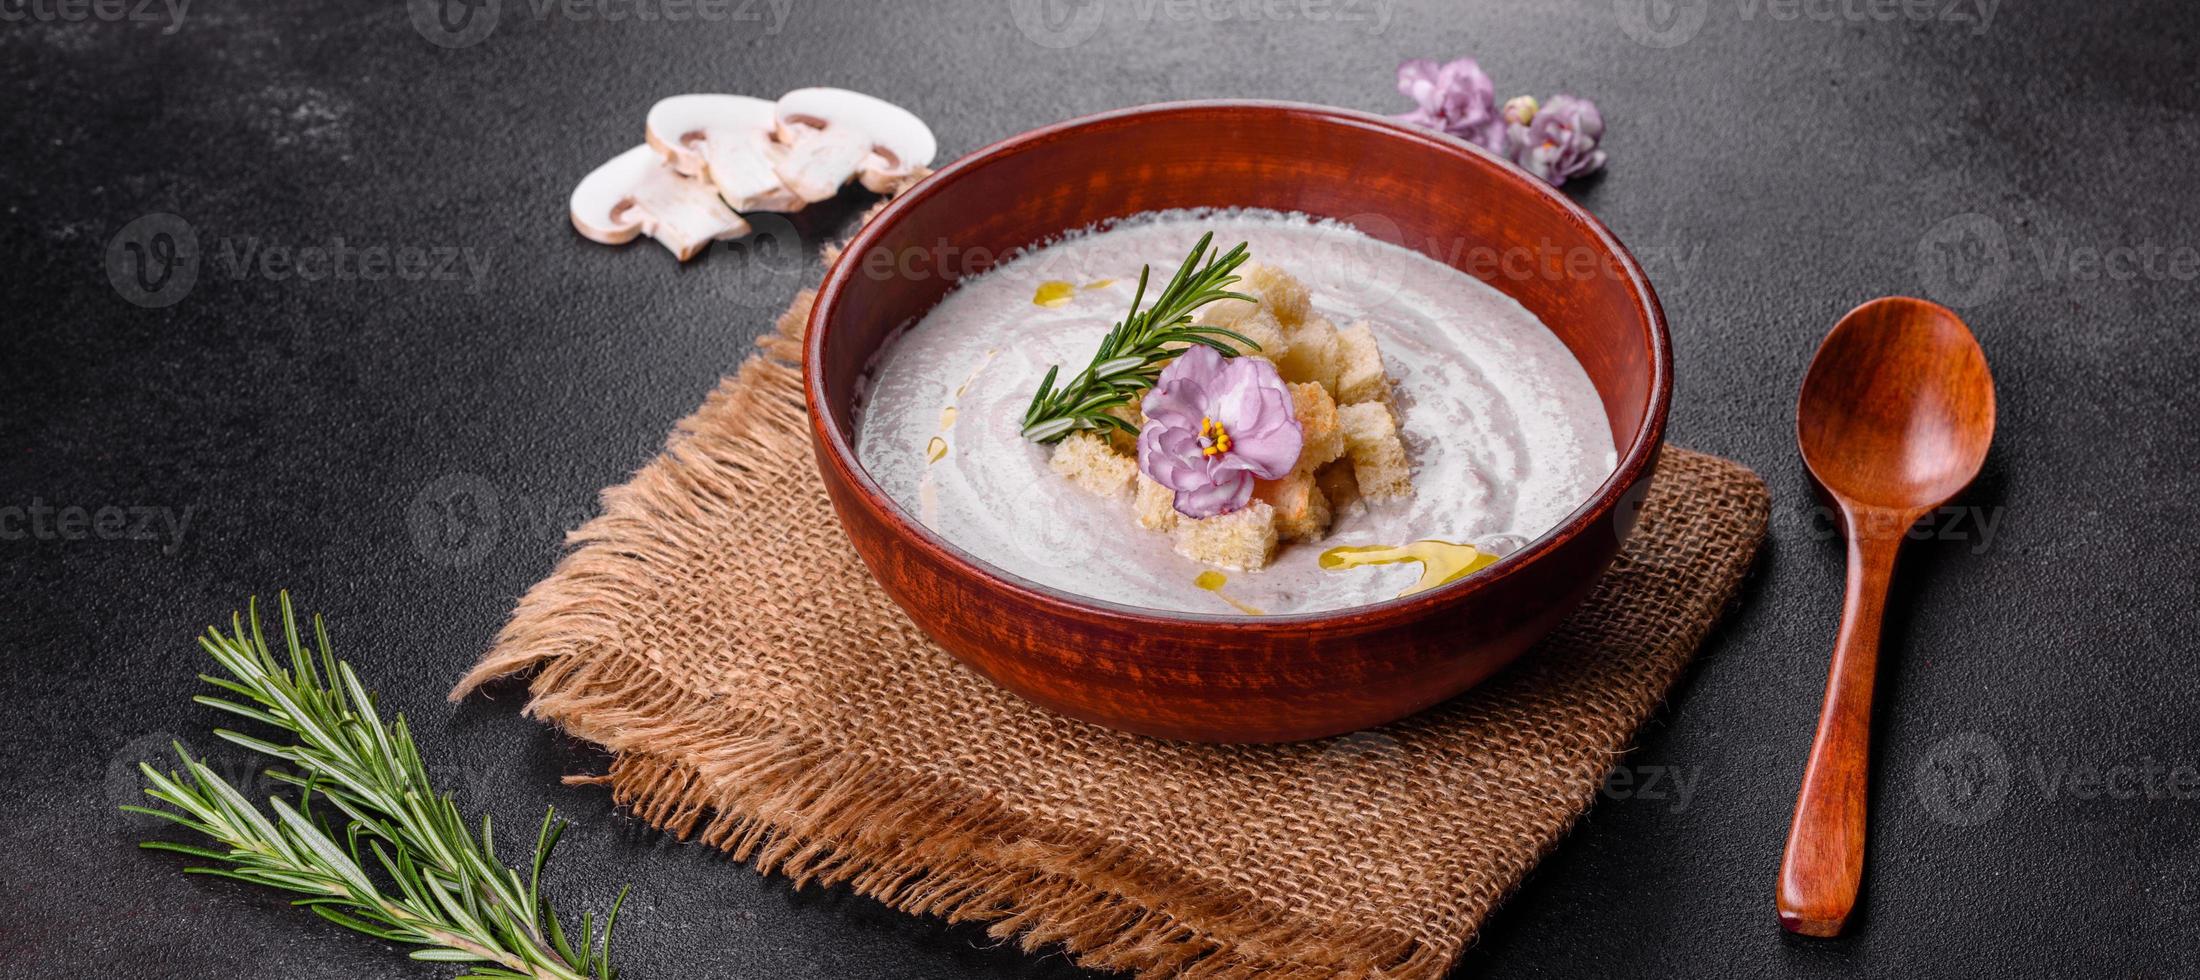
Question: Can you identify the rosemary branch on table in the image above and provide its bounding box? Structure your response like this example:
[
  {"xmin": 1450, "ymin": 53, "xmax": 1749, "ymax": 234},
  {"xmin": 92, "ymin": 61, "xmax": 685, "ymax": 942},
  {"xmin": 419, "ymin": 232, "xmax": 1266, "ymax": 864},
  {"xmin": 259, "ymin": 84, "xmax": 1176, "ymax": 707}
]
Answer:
[
  {"xmin": 1019, "ymin": 231, "xmax": 1258, "ymax": 444},
  {"xmin": 125, "ymin": 594, "xmax": 627, "ymax": 980}
]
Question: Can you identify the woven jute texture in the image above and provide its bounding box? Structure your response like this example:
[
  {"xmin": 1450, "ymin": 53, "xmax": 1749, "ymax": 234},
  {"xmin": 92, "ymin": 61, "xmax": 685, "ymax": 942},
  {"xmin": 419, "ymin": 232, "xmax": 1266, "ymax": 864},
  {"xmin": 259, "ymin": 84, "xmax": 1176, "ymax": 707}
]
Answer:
[{"xmin": 455, "ymin": 292, "xmax": 1769, "ymax": 980}]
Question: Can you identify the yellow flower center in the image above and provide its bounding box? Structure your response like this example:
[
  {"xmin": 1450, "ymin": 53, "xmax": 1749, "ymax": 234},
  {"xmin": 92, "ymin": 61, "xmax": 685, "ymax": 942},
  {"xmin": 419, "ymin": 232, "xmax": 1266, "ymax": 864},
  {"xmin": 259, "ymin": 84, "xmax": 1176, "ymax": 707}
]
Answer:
[{"xmin": 1199, "ymin": 417, "xmax": 1232, "ymax": 457}]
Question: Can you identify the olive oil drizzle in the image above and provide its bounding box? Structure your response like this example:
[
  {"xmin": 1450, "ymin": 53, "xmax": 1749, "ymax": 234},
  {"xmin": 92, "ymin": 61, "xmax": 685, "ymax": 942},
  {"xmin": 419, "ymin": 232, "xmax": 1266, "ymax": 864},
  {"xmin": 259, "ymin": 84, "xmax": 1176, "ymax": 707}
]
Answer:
[
  {"xmin": 1317, "ymin": 540, "xmax": 1498, "ymax": 598},
  {"xmin": 1193, "ymin": 570, "xmax": 1264, "ymax": 615},
  {"xmin": 923, "ymin": 352, "xmax": 996, "ymax": 466},
  {"xmin": 1033, "ymin": 278, "xmax": 1120, "ymax": 309},
  {"xmin": 1033, "ymin": 281, "xmax": 1075, "ymax": 308}
]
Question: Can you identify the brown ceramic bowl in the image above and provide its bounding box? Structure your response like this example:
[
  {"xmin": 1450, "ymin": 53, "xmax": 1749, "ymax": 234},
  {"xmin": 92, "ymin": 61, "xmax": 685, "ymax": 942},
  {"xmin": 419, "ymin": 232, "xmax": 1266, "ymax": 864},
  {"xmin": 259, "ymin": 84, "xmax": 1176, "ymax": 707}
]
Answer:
[{"xmin": 805, "ymin": 101, "xmax": 1669, "ymax": 743}]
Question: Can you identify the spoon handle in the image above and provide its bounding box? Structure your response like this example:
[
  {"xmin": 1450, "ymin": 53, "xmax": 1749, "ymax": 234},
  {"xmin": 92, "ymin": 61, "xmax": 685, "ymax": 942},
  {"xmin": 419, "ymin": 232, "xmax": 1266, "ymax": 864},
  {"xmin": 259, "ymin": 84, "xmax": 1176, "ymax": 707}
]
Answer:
[{"xmin": 1777, "ymin": 523, "xmax": 1902, "ymax": 937}]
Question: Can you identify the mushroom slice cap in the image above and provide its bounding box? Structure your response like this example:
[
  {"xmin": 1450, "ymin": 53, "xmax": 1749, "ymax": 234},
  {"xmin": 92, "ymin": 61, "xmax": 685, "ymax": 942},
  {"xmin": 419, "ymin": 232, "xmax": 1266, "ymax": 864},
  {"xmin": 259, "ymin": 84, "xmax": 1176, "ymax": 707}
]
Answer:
[
  {"xmin": 644, "ymin": 94, "xmax": 806, "ymax": 212},
  {"xmin": 570, "ymin": 144, "xmax": 751, "ymax": 262},
  {"xmin": 646, "ymin": 93, "xmax": 775, "ymax": 175},
  {"xmin": 775, "ymin": 87, "xmax": 938, "ymax": 194}
]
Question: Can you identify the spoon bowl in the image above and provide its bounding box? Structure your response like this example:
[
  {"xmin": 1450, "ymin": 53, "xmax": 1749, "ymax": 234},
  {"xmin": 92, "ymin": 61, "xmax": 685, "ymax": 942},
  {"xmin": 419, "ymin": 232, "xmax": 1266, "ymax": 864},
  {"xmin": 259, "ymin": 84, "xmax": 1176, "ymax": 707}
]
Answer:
[
  {"xmin": 1797, "ymin": 296, "xmax": 1996, "ymax": 510},
  {"xmin": 1778, "ymin": 296, "xmax": 1996, "ymax": 937}
]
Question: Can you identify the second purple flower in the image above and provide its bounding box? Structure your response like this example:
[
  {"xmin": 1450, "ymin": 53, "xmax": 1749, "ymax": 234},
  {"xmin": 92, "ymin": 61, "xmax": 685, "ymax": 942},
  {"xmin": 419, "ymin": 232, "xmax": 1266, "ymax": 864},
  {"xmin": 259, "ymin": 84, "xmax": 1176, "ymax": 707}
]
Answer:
[{"xmin": 1507, "ymin": 94, "xmax": 1607, "ymax": 187}]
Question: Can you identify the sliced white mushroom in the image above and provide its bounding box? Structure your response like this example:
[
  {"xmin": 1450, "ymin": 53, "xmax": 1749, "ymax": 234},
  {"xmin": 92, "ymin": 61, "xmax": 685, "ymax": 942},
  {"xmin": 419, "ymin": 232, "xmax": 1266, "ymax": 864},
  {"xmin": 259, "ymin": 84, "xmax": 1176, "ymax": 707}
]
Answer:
[
  {"xmin": 770, "ymin": 124, "xmax": 871, "ymax": 203},
  {"xmin": 774, "ymin": 87, "xmax": 938, "ymax": 197},
  {"xmin": 570, "ymin": 145, "xmax": 750, "ymax": 262},
  {"xmin": 644, "ymin": 94, "xmax": 806, "ymax": 213}
]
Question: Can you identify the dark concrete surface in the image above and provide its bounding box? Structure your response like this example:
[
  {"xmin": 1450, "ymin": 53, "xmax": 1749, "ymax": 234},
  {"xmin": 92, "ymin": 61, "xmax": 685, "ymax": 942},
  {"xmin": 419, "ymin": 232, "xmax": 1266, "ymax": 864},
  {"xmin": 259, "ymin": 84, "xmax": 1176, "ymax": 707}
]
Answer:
[{"xmin": 4, "ymin": 0, "xmax": 2197, "ymax": 976}]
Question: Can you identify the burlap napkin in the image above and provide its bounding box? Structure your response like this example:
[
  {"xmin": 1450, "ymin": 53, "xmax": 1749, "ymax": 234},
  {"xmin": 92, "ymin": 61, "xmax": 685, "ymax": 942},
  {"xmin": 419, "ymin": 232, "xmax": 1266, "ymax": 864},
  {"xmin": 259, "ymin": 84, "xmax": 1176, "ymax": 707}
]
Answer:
[{"xmin": 455, "ymin": 290, "xmax": 1769, "ymax": 979}]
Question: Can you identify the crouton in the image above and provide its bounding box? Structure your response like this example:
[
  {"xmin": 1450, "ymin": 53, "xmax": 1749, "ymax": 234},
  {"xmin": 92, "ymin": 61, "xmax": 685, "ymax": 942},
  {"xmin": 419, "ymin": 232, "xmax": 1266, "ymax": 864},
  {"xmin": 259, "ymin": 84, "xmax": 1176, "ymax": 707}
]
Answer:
[
  {"xmin": 1237, "ymin": 262, "xmax": 1311, "ymax": 326},
  {"xmin": 1049, "ymin": 430, "xmax": 1137, "ymax": 498},
  {"xmin": 1287, "ymin": 381, "xmax": 1344, "ymax": 473},
  {"xmin": 1134, "ymin": 472, "xmax": 1179, "ymax": 532},
  {"xmin": 1315, "ymin": 460, "xmax": 1362, "ymax": 515},
  {"xmin": 1101, "ymin": 402, "xmax": 1142, "ymax": 455},
  {"xmin": 1337, "ymin": 402, "xmax": 1413, "ymax": 499},
  {"xmin": 1276, "ymin": 314, "xmax": 1342, "ymax": 395},
  {"xmin": 1200, "ymin": 262, "xmax": 1311, "ymax": 328},
  {"xmin": 1172, "ymin": 500, "xmax": 1278, "ymax": 570},
  {"xmin": 1335, "ymin": 320, "xmax": 1393, "ymax": 406},
  {"xmin": 1193, "ymin": 292, "xmax": 1260, "ymax": 329},
  {"xmin": 1253, "ymin": 470, "xmax": 1332, "ymax": 542},
  {"xmin": 1193, "ymin": 305, "xmax": 1288, "ymax": 361}
]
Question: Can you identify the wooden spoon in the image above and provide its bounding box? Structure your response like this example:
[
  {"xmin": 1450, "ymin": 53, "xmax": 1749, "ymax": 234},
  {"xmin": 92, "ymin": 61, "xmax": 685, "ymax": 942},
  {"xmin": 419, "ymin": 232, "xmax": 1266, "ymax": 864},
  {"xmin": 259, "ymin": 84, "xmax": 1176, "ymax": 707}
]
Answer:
[{"xmin": 1778, "ymin": 296, "xmax": 1996, "ymax": 937}]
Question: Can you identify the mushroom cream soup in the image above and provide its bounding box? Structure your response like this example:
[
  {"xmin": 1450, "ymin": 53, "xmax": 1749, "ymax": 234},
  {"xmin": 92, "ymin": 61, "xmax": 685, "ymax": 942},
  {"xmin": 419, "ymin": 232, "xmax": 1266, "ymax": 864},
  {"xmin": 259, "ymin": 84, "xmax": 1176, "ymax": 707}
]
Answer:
[{"xmin": 854, "ymin": 210, "xmax": 1616, "ymax": 615}]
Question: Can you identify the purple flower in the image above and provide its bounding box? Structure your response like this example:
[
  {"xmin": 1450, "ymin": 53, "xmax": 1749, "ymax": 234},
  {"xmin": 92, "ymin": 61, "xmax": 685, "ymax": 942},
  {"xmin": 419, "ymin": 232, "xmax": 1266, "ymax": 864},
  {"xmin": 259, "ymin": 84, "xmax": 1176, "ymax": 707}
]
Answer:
[
  {"xmin": 1508, "ymin": 94, "xmax": 1607, "ymax": 187},
  {"xmin": 1138, "ymin": 346, "xmax": 1303, "ymax": 519},
  {"xmin": 1391, "ymin": 58, "xmax": 1506, "ymax": 152}
]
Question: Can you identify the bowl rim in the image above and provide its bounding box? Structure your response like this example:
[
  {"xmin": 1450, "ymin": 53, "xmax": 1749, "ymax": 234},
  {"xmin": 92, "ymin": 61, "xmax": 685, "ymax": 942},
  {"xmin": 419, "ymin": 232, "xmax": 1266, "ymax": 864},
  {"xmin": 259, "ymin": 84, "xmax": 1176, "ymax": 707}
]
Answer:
[{"xmin": 806, "ymin": 98, "xmax": 1671, "ymax": 630}]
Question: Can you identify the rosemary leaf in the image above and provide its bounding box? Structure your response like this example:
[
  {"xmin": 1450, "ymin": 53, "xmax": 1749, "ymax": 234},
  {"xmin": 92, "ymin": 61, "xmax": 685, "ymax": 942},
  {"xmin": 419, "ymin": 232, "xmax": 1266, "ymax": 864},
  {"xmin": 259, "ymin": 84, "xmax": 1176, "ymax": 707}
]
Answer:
[
  {"xmin": 128, "ymin": 593, "xmax": 625, "ymax": 980},
  {"xmin": 1020, "ymin": 232, "xmax": 1255, "ymax": 443}
]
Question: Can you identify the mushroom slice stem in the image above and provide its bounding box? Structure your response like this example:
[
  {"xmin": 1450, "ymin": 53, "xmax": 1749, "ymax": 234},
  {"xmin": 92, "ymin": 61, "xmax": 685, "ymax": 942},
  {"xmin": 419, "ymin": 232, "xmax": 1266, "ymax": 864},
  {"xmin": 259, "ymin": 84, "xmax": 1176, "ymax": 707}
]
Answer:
[
  {"xmin": 645, "ymin": 93, "xmax": 805, "ymax": 213},
  {"xmin": 856, "ymin": 145, "xmax": 915, "ymax": 193},
  {"xmin": 775, "ymin": 87, "xmax": 938, "ymax": 198},
  {"xmin": 704, "ymin": 133, "xmax": 806, "ymax": 212},
  {"xmin": 570, "ymin": 145, "xmax": 750, "ymax": 262},
  {"xmin": 773, "ymin": 124, "xmax": 870, "ymax": 203}
]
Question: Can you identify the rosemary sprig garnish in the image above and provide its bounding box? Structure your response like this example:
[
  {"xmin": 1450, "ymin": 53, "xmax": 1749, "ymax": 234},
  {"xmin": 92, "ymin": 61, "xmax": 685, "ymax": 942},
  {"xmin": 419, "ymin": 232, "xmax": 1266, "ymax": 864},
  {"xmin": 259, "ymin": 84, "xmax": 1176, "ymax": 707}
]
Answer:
[
  {"xmin": 1020, "ymin": 232, "xmax": 1257, "ymax": 443},
  {"xmin": 125, "ymin": 594, "xmax": 626, "ymax": 980}
]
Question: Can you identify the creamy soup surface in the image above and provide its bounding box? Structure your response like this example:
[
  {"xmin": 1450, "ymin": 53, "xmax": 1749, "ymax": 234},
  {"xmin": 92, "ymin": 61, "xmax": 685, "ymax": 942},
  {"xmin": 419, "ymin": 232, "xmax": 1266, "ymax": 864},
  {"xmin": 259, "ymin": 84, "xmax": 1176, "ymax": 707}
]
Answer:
[{"xmin": 854, "ymin": 210, "xmax": 1617, "ymax": 615}]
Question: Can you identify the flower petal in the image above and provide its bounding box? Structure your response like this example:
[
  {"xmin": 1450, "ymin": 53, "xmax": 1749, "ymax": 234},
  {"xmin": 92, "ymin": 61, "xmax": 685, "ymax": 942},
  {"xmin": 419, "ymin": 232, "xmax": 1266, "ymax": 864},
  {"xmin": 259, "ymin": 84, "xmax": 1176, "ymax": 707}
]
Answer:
[
  {"xmin": 1139, "ymin": 422, "xmax": 1208, "ymax": 492},
  {"xmin": 1141, "ymin": 375, "xmax": 1208, "ymax": 431},
  {"xmin": 1395, "ymin": 58, "xmax": 1442, "ymax": 108},
  {"xmin": 1209, "ymin": 357, "xmax": 1270, "ymax": 429},
  {"xmin": 1215, "ymin": 389, "xmax": 1302, "ymax": 479},
  {"xmin": 1172, "ymin": 470, "xmax": 1254, "ymax": 519}
]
